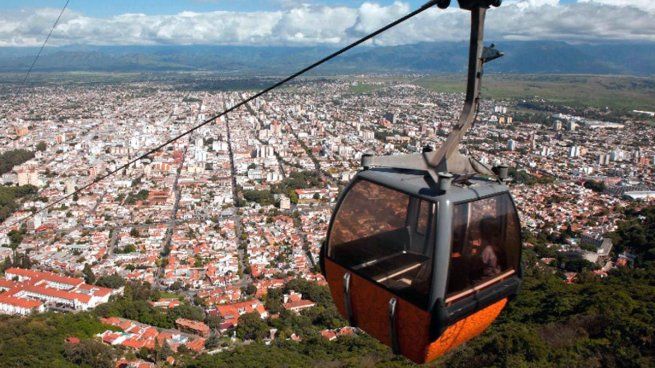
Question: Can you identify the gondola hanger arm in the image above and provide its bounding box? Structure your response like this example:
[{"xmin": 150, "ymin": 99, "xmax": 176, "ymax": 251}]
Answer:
[{"xmin": 362, "ymin": 0, "xmax": 504, "ymax": 182}]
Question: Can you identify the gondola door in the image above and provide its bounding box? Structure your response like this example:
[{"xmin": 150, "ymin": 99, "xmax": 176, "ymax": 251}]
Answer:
[{"xmin": 324, "ymin": 179, "xmax": 437, "ymax": 363}]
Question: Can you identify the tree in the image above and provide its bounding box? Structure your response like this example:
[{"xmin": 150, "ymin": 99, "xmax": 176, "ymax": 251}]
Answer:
[
  {"xmin": 264, "ymin": 288, "xmax": 284, "ymax": 315},
  {"xmin": 82, "ymin": 264, "xmax": 96, "ymax": 284},
  {"xmin": 115, "ymin": 244, "xmax": 136, "ymax": 254},
  {"xmin": 205, "ymin": 335, "xmax": 222, "ymax": 349},
  {"xmin": 284, "ymin": 278, "xmax": 332, "ymax": 307},
  {"xmin": 243, "ymin": 190, "xmax": 275, "ymax": 206},
  {"xmin": 11, "ymin": 253, "xmax": 32, "ymax": 269},
  {"xmin": 584, "ymin": 180, "xmax": 606, "ymax": 193},
  {"xmin": 0, "ymin": 255, "xmax": 11, "ymax": 272},
  {"xmin": 236, "ymin": 312, "xmax": 269, "ymax": 341},
  {"xmin": 96, "ymin": 273, "xmax": 125, "ymax": 289},
  {"xmin": 205, "ymin": 314, "xmax": 223, "ymax": 330},
  {"xmin": 194, "ymin": 255, "xmax": 204, "ymax": 267},
  {"xmin": 36, "ymin": 141, "xmax": 47, "ymax": 152},
  {"xmin": 170, "ymin": 304, "xmax": 205, "ymax": 322},
  {"xmin": 154, "ymin": 340, "xmax": 174, "ymax": 363},
  {"xmin": 242, "ymin": 284, "xmax": 257, "ymax": 296},
  {"xmin": 7, "ymin": 229, "xmax": 24, "ymax": 249},
  {"xmin": 63, "ymin": 339, "xmax": 114, "ymax": 368},
  {"xmin": 0, "ymin": 149, "xmax": 35, "ymax": 175}
]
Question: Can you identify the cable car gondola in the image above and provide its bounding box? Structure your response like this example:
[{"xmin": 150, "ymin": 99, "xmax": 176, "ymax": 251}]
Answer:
[{"xmin": 319, "ymin": 0, "xmax": 522, "ymax": 364}]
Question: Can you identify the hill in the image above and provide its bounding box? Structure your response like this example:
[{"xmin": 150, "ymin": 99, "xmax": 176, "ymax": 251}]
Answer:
[{"xmin": 1, "ymin": 41, "xmax": 654, "ymax": 75}]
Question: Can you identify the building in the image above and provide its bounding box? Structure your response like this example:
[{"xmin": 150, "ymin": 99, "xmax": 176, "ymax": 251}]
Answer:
[
  {"xmin": 0, "ymin": 268, "xmax": 121, "ymax": 315},
  {"xmin": 212, "ymin": 299, "xmax": 268, "ymax": 331},
  {"xmin": 580, "ymin": 236, "xmax": 613, "ymax": 259},
  {"xmin": 295, "ymin": 188, "xmax": 328, "ymax": 205},
  {"xmin": 282, "ymin": 291, "xmax": 315, "ymax": 314},
  {"xmin": 569, "ymin": 146, "xmax": 581, "ymax": 158},
  {"xmin": 99, "ymin": 317, "xmax": 205, "ymax": 353},
  {"xmin": 494, "ymin": 106, "xmax": 507, "ymax": 114},
  {"xmin": 623, "ymin": 191, "xmax": 655, "ymax": 201},
  {"xmin": 148, "ymin": 298, "xmax": 181, "ymax": 309},
  {"xmin": 279, "ymin": 195, "xmax": 291, "ymax": 210},
  {"xmin": 175, "ymin": 318, "xmax": 211, "ymax": 338}
]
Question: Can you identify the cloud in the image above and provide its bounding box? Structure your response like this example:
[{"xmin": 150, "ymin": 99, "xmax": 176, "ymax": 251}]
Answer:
[
  {"xmin": 0, "ymin": 0, "xmax": 654, "ymax": 47},
  {"xmin": 579, "ymin": 0, "xmax": 655, "ymax": 12}
]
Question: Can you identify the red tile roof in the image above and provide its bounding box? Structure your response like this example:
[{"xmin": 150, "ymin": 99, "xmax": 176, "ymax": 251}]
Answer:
[
  {"xmin": 0, "ymin": 294, "xmax": 42, "ymax": 309},
  {"xmin": 175, "ymin": 318, "xmax": 210, "ymax": 336},
  {"xmin": 5, "ymin": 267, "xmax": 83, "ymax": 287}
]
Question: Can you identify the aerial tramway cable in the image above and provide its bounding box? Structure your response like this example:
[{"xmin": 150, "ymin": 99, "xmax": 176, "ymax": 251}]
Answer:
[
  {"xmin": 0, "ymin": 0, "xmax": 441, "ymax": 232},
  {"xmin": 23, "ymin": 0, "xmax": 71, "ymax": 84}
]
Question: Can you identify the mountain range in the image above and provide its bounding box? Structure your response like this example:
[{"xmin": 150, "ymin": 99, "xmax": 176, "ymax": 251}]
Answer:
[{"xmin": 0, "ymin": 41, "xmax": 654, "ymax": 75}]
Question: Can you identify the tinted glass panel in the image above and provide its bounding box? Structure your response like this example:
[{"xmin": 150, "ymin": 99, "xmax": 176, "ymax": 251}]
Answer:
[
  {"xmin": 447, "ymin": 193, "xmax": 521, "ymax": 298},
  {"xmin": 329, "ymin": 180, "xmax": 434, "ymax": 308},
  {"xmin": 417, "ymin": 200, "xmax": 430, "ymax": 235}
]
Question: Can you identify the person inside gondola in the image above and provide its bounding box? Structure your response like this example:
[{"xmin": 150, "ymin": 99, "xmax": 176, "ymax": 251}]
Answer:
[{"xmin": 478, "ymin": 216, "xmax": 502, "ymax": 279}]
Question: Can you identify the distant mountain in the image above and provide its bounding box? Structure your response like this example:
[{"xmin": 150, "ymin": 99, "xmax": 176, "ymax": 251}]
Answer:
[{"xmin": 0, "ymin": 41, "xmax": 653, "ymax": 75}]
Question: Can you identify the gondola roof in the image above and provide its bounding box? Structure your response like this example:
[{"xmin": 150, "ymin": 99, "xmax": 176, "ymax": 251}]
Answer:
[{"xmin": 356, "ymin": 168, "xmax": 510, "ymax": 203}]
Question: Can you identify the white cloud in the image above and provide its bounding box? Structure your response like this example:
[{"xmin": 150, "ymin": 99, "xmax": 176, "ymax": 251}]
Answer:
[
  {"xmin": 0, "ymin": 0, "xmax": 654, "ymax": 47},
  {"xmin": 579, "ymin": 0, "xmax": 655, "ymax": 12}
]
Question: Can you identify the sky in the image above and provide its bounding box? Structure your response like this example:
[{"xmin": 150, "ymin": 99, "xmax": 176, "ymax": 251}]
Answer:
[{"xmin": 0, "ymin": 0, "xmax": 653, "ymax": 47}]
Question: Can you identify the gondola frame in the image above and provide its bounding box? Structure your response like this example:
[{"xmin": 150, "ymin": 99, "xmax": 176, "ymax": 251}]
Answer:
[{"xmin": 320, "ymin": 168, "xmax": 523, "ymax": 363}]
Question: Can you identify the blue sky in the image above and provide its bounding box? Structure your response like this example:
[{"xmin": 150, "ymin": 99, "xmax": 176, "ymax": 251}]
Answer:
[
  {"xmin": 0, "ymin": 0, "xmax": 584, "ymax": 17},
  {"xmin": 0, "ymin": 1, "xmax": 653, "ymax": 47}
]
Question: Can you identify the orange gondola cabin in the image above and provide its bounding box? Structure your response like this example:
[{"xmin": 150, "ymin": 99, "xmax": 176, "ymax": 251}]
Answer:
[
  {"xmin": 320, "ymin": 171, "xmax": 522, "ymax": 363},
  {"xmin": 319, "ymin": 0, "xmax": 521, "ymax": 363}
]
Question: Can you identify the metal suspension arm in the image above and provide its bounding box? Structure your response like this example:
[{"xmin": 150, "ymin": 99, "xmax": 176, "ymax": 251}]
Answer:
[
  {"xmin": 427, "ymin": 7, "xmax": 486, "ymax": 169},
  {"xmin": 362, "ymin": 3, "xmax": 501, "ymax": 180}
]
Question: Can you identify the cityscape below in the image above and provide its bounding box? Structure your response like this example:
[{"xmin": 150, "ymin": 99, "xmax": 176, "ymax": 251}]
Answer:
[{"xmin": 0, "ymin": 72, "xmax": 654, "ymax": 367}]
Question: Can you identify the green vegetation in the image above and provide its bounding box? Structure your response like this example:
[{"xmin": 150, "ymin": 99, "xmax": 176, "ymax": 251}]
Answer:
[
  {"xmin": 0, "ymin": 313, "xmax": 109, "ymax": 367},
  {"xmin": 437, "ymin": 205, "xmax": 655, "ymax": 367},
  {"xmin": 95, "ymin": 273, "xmax": 125, "ymax": 289},
  {"xmin": 349, "ymin": 83, "xmax": 376, "ymax": 94},
  {"xmin": 0, "ymin": 149, "xmax": 35, "ymax": 175},
  {"xmin": 114, "ymin": 244, "xmax": 137, "ymax": 254},
  {"xmin": 439, "ymin": 264, "xmax": 654, "ymax": 367},
  {"xmin": 584, "ymin": 180, "xmax": 607, "ymax": 193},
  {"xmin": 559, "ymin": 257, "xmax": 600, "ymax": 272},
  {"xmin": 509, "ymin": 168, "xmax": 556, "ymax": 186},
  {"xmin": 94, "ymin": 281, "xmax": 206, "ymax": 330},
  {"xmin": 129, "ymin": 228, "xmax": 140, "ymax": 238},
  {"xmin": 241, "ymin": 171, "xmax": 323, "ymax": 206},
  {"xmin": 417, "ymin": 74, "xmax": 655, "ymax": 111},
  {"xmin": 125, "ymin": 190, "xmax": 149, "ymax": 205},
  {"xmin": 0, "ymin": 185, "xmax": 38, "ymax": 224},
  {"xmin": 185, "ymin": 335, "xmax": 396, "ymax": 368},
  {"xmin": 242, "ymin": 190, "xmax": 276, "ymax": 206},
  {"xmin": 63, "ymin": 339, "xmax": 114, "ymax": 368},
  {"xmin": 235, "ymin": 312, "xmax": 269, "ymax": 340},
  {"xmin": 610, "ymin": 205, "xmax": 655, "ymax": 264},
  {"xmin": 273, "ymin": 171, "xmax": 322, "ymax": 198},
  {"xmin": 82, "ymin": 264, "xmax": 95, "ymax": 284},
  {"xmin": 1, "ymin": 252, "xmax": 32, "ymax": 271}
]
